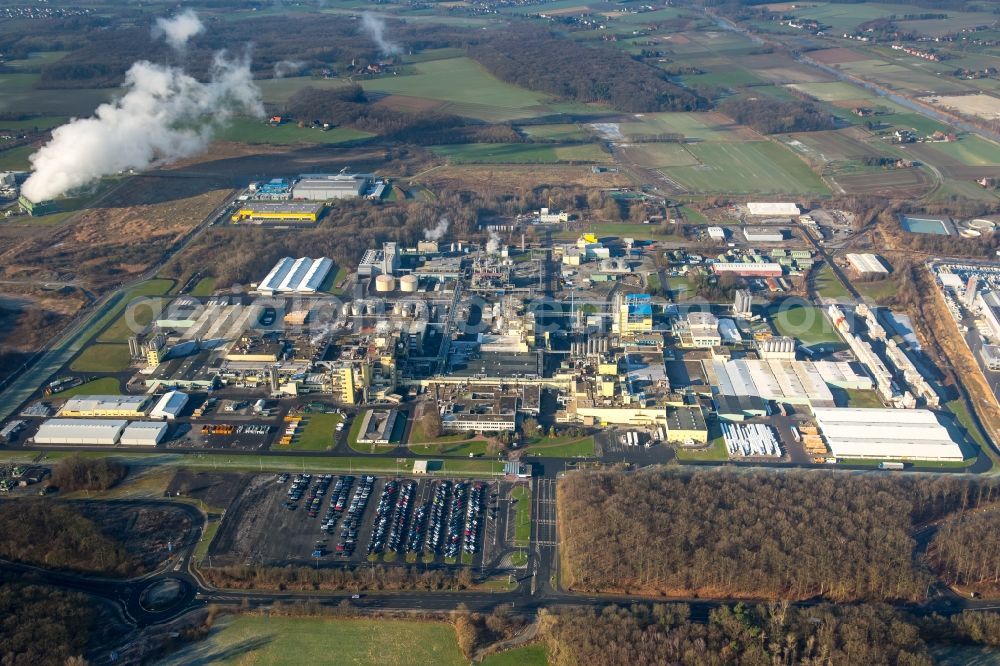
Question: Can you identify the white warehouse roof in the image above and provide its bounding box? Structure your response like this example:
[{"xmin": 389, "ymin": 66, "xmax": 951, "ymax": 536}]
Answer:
[
  {"xmin": 813, "ymin": 407, "xmax": 965, "ymax": 461},
  {"xmin": 748, "ymin": 202, "xmax": 800, "ymax": 216},
  {"xmin": 149, "ymin": 391, "xmax": 188, "ymax": 420},
  {"xmin": 846, "ymin": 253, "xmax": 889, "ymax": 275},
  {"xmin": 258, "ymin": 257, "xmax": 333, "ymax": 294},
  {"xmin": 120, "ymin": 421, "xmax": 168, "ymax": 446},
  {"xmin": 59, "ymin": 395, "xmax": 148, "ymax": 415},
  {"xmin": 34, "ymin": 418, "xmax": 128, "ymax": 445}
]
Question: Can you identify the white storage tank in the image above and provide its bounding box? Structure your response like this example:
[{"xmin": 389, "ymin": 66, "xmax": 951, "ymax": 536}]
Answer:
[
  {"xmin": 399, "ymin": 274, "xmax": 419, "ymax": 293},
  {"xmin": 341, "ymin": 302, "xmax": 352, "ymax": 317},
  {"xmin": 375, "ymin": 274, "xmax": 395, "ymax": 292},
  {"xmin": 351, "ymin": 301, "xmax": 364, "ymax": 316}
]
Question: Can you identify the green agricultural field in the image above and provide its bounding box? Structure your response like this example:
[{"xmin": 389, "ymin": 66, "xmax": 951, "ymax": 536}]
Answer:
[
  {"xmin": 0, "ymin": 145, "xmax": 34, "ymax": 171},
  {"xmin": 624, "ymin": 142, "xmax": 700, "ymax": 168},
  {"xmin": 292, "ymin": 412, "xmax": 343, "ymax": 451},
  {"xmin": 157, "ymin": 616, "xmax": 467, "ymax": 666},
  {"xmin": 361, "ymin": 56, "xmax": 551, "ymax": 122},
  {"xmin": 787, "ymin": 81, "xmax": 877, "ymax": 102},
  {"xmin": 0, "ymin": 73, "xmax": 114, "ymax": 116},
  {"xmin": 668, "ymin": 142, "xmax": 830, "ymax": 194},
  {"xmin": 70, "ymin": 344, "xmax": 132, "ymax": 373},
  {"xmin": 3, "ymin": 51, "xmax": 69, "ymax": 70},
  {"xmin": 925, "ymin": 136, "xmax": 1000, "ymax": 167},
  {"xmin": 619, "ymin": 112, "xmax": 750, "ymax": 142},
  {"xmin": 519, "ymin": 123, "xmax": 591, "ymax": 142},
  {"xmin": 0, "ymin": 116, "xmax": 68, "ymax": 131},
  {"xmin": 255, "ymin": 76, "xmax": 350, "ymax": 104},
  {"xmin": 886, "ymin": 112, "xmax": 953, "ymax": 137},
  {"xmin": 217, "ymin": 118, "xmax": 373, "ymax": 145},
  {"xmin": 50, "ymin": 377, "xmax": 122, "ymax": 398},
  {"xmin": 681, "ymin": 67, "xmax": 767, "ymax": 90},
  {"xmin": 430, "ymin": 142, "xmax": 609, "ymax": 164},
  {"xmin": 769, "ymin": 302, "xmax": 843, "ymax": 347}
]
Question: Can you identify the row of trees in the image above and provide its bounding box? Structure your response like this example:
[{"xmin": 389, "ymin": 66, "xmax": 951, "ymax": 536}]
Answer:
[
  {"xmin": 540, "ymin": 602, "xmax": 1000, "ymax": 666},
  {"xmin": 469, "ymin": 29, "xmax": 706, "ymax": 113},
  {"xmin": 558, "ymin": 469, "xmax": 1000, "ymax": 602},
  {"xmin": 719, "ymin": 96, "xmax": 836, "ymax": 134}
]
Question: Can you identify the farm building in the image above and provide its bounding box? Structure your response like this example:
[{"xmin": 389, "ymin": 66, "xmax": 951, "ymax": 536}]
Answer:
[
  {"xmin": 34, "ymin": 419, "xmax": 128, "ymax": 445},
  {"xmin": 292, "ymin": 173, "xmax": 371, "ymax": 200},
  {"xmin": 846, "ymin": 253, "xmax": 889, "ymax": 276},
  {"xmin": 743, "ymin": 227, "xmax": 784, "ymax": 243},
  {"xmin": 747, "ymin": 202, "xmax": 800, "ymax": 216},
  {"xmin": 119, "ymin": 421, "xmax": 168, "ymax": 446},
  {"xmin": 149, "ymin": 391, "xmax": 188, "ymax": 420},
  {"xmin": 231, "ymin": 202, "xmax": 325, "ymax": 224},
  {"xmin": 257, "ymin": 257, "xmax": 333, "ymax": 295},
  {"xmin": 812, "ymin": 407, "xmax": 965, "ymax": 461},
  {"xmin": 711, "ymin": 262, "xmax": 783, "ymax": 278},
  {"xmin": 58, "ymin": 395, "xmax": 149, "ymax": 418}
]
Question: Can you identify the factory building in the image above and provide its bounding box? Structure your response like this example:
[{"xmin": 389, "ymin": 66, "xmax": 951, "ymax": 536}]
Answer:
[
  {"xmin": 707, "ymin": 226, "xmax": 727, "ymax": 241},
  {"xmin": 58, "ymin": 395, "xmax": 149, "ymax": 418},
  {"xmin": 18, "ymin": 194, "xmax": 57, "ymax": 217},
  {"xmin": 291, "ymin": 173, "xmax": 371, "ymax": 200},
  {"xmin": 231, "ymin": 202, "xmax": 325, "ymax": 224},
  {"xmin": 711, "ymin": 262, "xmax": 783, "ymax": 278},
  {"xmin": 257, "ymin": 257, "xmax": 333, "ymax": 295},
  {"xmin": 813, "ymin": 407, "xmax": 965, "ymax": 461},
  {"xmin": 758, "ymin": 336, "xmax": 796, "ymax": 361},
  {"xmin": 846, "ymin": 253, "xmax": 889, "ymax": 276},
  {"xmin": 743, "ymin": 227, "xmax": 785, "ymax": 243},
  {"xmin": 676, "ymin": 312, "xmax": 721, "ymax": 348},
  {"xmin": 149, "ymin": 391, "xmax": 188, "ymax": 420},
  {"xmin": 978, "ymin": 291, "xmax": 1000, "ymax": 342},
  {"xmin": 747, "ymin": 202, "xmax": 800, "ymax": 216},
  {"xmin": 247, "ymin": 178, "xmax": 292, "ymax": 200},
  {"xmin": 357, "ymin": 242, "xmax": 399, "ymax": 277},
  {"xmin": 664, "ymin": 405, "xmax": 708, "ymax": 443},
  {"xmin": 34, "ymin": 419, "xmax": 128, "ymax": 445},
  {"xmin": 616, "ymin": 294, "xmax": 653, "ymax": 334},
  {"xmin": 119, "ymin": 421, "xmax": 168, "ymax": 446}
]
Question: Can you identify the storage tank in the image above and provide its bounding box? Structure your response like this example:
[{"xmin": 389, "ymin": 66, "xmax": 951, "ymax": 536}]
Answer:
[
  {"xmin": 375, "ymin": 274, "xmax": 395, "ymax": 292},
  {"xmin": 341, "ymin": 302, "xmax": 352, "ymax": 317},
  {"xmin": 400, "ymin": 274, "xmax": 419, "ymax": 293},
  {"xmin": 366, "ymin": 301, "xmax": 377, "ymax": 316},
  {"xmin": 351, "ymin": 301, "xmax": 364, "ymax": 316}
]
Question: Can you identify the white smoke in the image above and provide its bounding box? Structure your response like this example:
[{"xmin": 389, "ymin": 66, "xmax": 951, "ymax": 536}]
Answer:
[
  {"xmin": 273, "ymin": 59, "xmax": 306, "ymax": 78},
  {"xmin": 153, "ymin": 9, "xmax": 205, "ymax": 52},
  {"xmin": 21, "ymin": 52, "xmax": 263, "ymax": 202},
  {"xmin": 486, "ymin": 230, "xmax": 501, "ymax": 254},
  {"xmin": 424, "ymin": 217, "xmax": 449, "ymax": 242},
  {"xmin": 360, "ymin": 12, "xmax": 401, "ymax": 57}
]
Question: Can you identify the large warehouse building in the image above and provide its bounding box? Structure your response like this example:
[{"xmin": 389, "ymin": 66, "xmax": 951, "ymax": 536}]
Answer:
[
  {"xmin": 119, "ymin": 421, "xmax": 168, "ymax": 446},
  {"xmin": 813, "ymin": 407, "xmax": 965, "ymax": 461},
  {"xmin": 711, "ymin": 262, "xmax": 783, "ymax": 278},
  {"xmin": 149, "ymin": 391, "xmax": 188, "ymax": 420},
  {"xmin": 34, "ymin": 419, "xmax": 128, "ymax": 445},
  {"xmin": 58, "ymin": 395, "xmax": 149, "ymax": 418},
  {"xmin": 257, "ymin": 257, "xmax": 333, "ymax": 295},
  {"xmin": 748, "ymin": 202, "xmax": 800, "ymax": 216},
  {"xmin": 846, "ymin": 253, "xmax": 889, "ymax": 276},
  {"xmin": 231, "ymin": 202, "xmax": 325, "ymax": 224},
  {"xmin": 292, "ymin": 173, "xmax": 371, "ymax": 200}
]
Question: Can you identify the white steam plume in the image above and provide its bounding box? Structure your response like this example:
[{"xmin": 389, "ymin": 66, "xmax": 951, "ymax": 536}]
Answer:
[
  {"xmin": 486, "ymin": 230, "xmax": 501, "ymax": 254},
  {"xmin": 153, "ymin": 9, "xmax": 205, "ymax": 52},
  {"xmin": 273, "ymin": 60, "xmax": 306, "ymax": 78},
  {"xmin": 21, "ymin": 52, "xmax": 262, "ymax": 202},
  {"xmin": 360, "ymin": 12, "xmax": 401, "ymax": 57},
  {"xmin": 424, "ymin": 217, "xmax": 449, "ymax": 242}
]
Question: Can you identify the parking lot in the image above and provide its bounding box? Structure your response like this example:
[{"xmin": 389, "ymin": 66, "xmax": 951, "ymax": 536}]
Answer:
[{"xmin": 210, "ymin": 473, "xmax": 513, "ymax": 570}]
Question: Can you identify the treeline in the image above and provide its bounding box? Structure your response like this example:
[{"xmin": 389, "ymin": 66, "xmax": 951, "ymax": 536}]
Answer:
[
  {"xmin": 0, "ymin": 577, "xmax": 95, "ymax": 666},
  {"xmin": 719, "ymin": 96, "xmax": 836, "ymax": 134},
  {"xmin": 558, "ymin": 469, "xmax": 1000, "ymax": 601},
  {"xmin": 541, "ymin": 602, "xmax": 1000, "ymax": 666},
  {"xmin": 929, "ymin": 507, "xmax": 1000, "ymax": 591},
  {"xmin": 468, "ymin": 29, "xmax": 705, "ymax": 113},
  {"xmin": 202, "ymin": 563, "xmax": 474, "ymax": 592},
  {"xmin": 0, "ymin": 500, "xmax": 137, "ymax": 576},
  {"xmin": 51, "ymin": 454, "xmax": 127, "ymax": 491}
]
